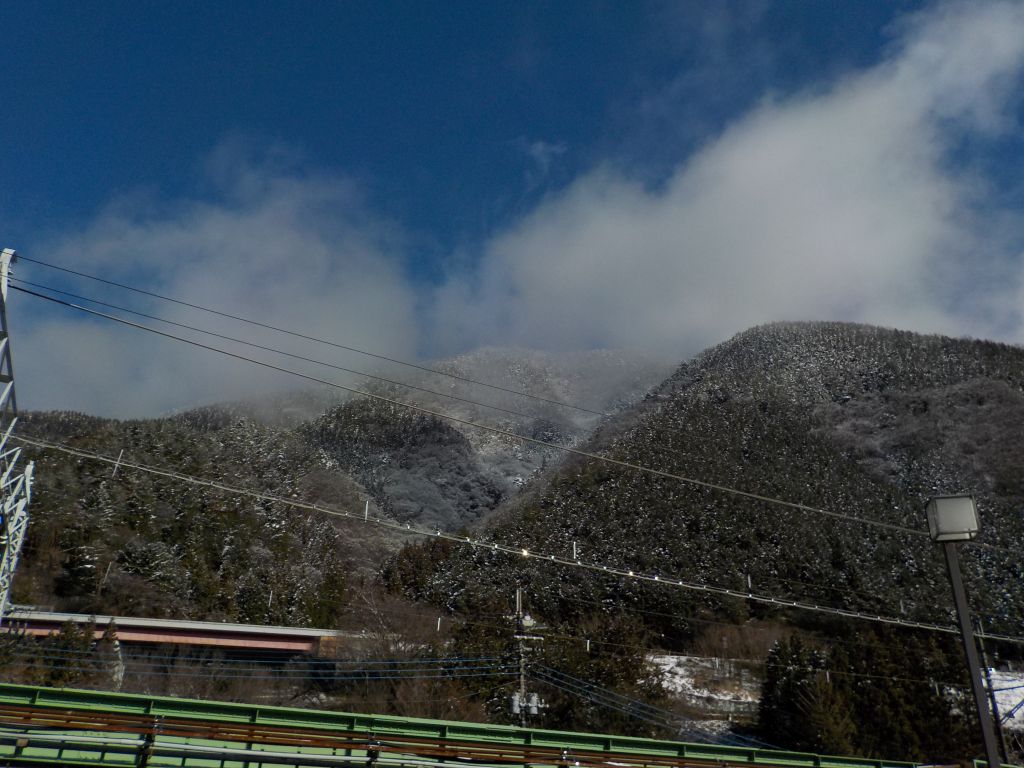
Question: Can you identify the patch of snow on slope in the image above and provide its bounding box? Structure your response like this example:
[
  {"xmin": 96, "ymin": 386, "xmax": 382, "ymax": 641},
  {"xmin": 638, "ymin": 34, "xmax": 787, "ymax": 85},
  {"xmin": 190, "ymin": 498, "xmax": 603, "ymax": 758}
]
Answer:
[{"xmin": 653, "ymin": 655, "xmax": 761, "ymax": 719}]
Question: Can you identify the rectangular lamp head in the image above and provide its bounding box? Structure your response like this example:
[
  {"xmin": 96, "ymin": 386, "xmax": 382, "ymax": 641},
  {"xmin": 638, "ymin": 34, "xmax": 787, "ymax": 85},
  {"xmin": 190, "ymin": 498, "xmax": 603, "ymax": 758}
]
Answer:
[{"xmin": 926, "ymin": 495, "xmax": 980, "ymax": 542}]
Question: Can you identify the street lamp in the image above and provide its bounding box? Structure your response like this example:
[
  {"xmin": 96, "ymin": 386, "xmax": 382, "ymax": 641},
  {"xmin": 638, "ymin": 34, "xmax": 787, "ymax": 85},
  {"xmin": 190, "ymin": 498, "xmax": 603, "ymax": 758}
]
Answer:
[{"xmin": 926, "ymin": 495, "xmax": 1001, "ymax": 768}]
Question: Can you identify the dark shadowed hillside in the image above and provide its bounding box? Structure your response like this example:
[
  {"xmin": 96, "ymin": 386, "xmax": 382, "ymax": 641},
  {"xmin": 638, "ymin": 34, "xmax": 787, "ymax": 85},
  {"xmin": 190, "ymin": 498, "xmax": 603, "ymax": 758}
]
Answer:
[{"xmin": 302, "ymin": 400, "xmax": 504, "ymax": 530}]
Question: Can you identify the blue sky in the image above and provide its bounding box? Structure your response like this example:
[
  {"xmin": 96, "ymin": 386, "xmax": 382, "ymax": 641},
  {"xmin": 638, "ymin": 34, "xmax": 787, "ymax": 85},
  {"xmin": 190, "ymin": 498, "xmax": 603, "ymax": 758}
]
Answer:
[
  {"xmin": 3, "ymin": 1, "xmax": 914, "ymax": 257},
  {"xmin": 3, "ymin": 1, "xmax": 1024, "ymax": 415}
]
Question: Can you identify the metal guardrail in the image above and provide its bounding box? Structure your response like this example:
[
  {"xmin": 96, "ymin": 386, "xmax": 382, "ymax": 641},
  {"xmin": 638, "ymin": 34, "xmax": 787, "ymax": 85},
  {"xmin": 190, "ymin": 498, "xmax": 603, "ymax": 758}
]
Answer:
[{"xmin": 0, "ymin": 683, "xmax": 926, "ymax": 768}]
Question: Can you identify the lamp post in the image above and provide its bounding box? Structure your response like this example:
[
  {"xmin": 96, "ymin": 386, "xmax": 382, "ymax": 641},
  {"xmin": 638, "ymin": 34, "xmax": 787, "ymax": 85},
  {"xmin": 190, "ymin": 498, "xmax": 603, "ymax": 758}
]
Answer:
[{"xmin": 926, "ymin": 495, "xmax": 1001, "ymax": 768}]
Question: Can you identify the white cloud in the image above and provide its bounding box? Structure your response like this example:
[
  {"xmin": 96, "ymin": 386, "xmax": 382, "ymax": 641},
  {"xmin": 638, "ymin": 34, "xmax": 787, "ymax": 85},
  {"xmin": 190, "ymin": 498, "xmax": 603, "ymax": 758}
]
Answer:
[
  {"xmin": 12, "ymin": 2, "xmax": 1024, "ymax": 417},
  {"xmin": 434, "ymin": 0, "xmax": 1024, "ymax": 356},
  {"xmin": 12, "ymin": 145, "xmax": 419, "ymax": 416},
  {"xmin": 524, "ymin": 140, "xmax": 567, "ymax": 181}
]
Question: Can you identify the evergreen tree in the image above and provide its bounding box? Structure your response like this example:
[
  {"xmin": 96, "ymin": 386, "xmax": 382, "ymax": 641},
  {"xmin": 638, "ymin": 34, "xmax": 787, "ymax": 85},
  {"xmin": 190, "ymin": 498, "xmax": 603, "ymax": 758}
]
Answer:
[
  {"xmin": 836, "ymin": 629, "xmax": 976, "ymax": 761},
  {"xmin": 757, "ymin": 636, "xmax": 825, "ymax": 748},
  {"xmin": 36, "ymin": 620, "xmax": 95, "ymax": 687},
  {"xmin": 797, "ymin": 675, "xmax": 855, "ymax": 754},
  {"xmin": 759, "ymin": 629, "xmax": 979, "ymax": 761}
]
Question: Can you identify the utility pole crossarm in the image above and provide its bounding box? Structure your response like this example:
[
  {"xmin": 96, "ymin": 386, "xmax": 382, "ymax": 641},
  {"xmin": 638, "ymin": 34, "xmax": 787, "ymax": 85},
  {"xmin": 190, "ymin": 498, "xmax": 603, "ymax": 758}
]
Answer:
[{"xmin": 511, "ymin": 588, "xmax": 545, "ymax": 727}]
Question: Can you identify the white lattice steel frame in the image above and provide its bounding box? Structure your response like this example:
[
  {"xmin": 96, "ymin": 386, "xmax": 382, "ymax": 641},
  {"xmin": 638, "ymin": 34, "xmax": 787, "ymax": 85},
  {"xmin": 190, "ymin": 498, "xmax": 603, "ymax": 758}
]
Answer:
[{"xmin": 0, "ymin": 248, "xmax": 33, "ymax": 626}]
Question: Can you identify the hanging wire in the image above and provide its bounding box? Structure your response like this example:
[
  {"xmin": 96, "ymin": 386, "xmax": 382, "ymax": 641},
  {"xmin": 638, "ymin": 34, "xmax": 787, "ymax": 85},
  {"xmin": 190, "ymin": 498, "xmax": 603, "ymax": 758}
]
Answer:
[
  {"xmin": 17, "ymin": 284, "xmax": 976, "ymax": 546},
  {"xmin": 15, "ymin": 434, "xmax": 1024, "ymax": 645}
]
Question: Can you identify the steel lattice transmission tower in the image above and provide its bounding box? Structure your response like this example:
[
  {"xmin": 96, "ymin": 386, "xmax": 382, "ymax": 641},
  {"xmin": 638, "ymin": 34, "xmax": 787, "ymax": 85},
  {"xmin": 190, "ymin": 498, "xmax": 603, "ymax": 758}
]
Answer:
[{"xmin": 0, "ymin": 248, "xmax": 33, "ymax": 626}]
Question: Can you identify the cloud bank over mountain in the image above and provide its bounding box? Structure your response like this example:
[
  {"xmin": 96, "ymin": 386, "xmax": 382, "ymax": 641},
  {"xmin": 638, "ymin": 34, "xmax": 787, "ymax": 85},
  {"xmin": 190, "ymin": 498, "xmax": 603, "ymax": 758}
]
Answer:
[
  {"xmin": 15, "ymin": 149, "xmax": 418, "ymax": 415},
  {"xmin": 15, "ymin": 1, "xmax": 1024, "ymax": 416},
  {"xmin": 434, "ymin": 0, "xmax": 1024, "ymax": 354}
]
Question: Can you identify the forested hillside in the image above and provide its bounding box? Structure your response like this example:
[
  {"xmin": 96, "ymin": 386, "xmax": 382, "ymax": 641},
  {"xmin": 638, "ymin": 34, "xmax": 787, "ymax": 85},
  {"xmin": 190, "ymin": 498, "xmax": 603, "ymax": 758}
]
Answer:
[
  {"xmin": 379, "ymin": 322, "xmax": 1024, "ymax": 758},
  {"xmin": 16, "ymin": 408, "xmax": 356, "ymax": 624},
  {"xmin": 387, "ymin": 322, "xmax": 1024, "ymax": 636},
  {"xmin": 12, "ymin": 349, "xmax": 666, "ymax": 623},
  {"xmin": 11, "ymin": 325, "xmax": 1024, "ymax": 759}
]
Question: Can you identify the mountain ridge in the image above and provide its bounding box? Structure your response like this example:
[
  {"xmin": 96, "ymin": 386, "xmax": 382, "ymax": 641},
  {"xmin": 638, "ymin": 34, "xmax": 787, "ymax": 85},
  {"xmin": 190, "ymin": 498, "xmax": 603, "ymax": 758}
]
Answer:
[
  {"xmin": 386, "ymin": 321, "xmax": 1024, "ymax": 639},
  {"xmin": 12, "ymin": 347, "xmax": 668, "ymax": 623}
]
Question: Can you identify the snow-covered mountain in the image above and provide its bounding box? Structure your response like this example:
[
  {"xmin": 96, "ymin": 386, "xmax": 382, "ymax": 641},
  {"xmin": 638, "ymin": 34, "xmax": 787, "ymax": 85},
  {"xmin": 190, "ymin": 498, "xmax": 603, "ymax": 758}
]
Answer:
[
  {"xmin": 14, "ymin": 347, "xmax": 671, "ymax": 623},
  {"xmin": 388, "ymin": 322, "xmax": 1024, "ymax": 639},
  {"xmin": 302, "ymin": 347, "xmax": 673, "ymax": 525}
]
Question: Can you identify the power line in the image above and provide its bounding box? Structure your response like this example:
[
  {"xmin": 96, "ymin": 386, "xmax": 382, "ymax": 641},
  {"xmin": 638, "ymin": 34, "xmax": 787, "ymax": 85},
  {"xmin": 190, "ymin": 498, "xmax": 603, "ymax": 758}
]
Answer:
[
  {"xmin": 14, "ymin": 286, "xmax": 956, "ymax": 545},
  {"xmin": 2, "ymin": 643, "xmax": 516, "ymax": 680},
  {"xmin": 12, "ymin": 655, "xmax": 514, "ymax": 680},
  {"xmin": 402, "ymin": 556, "xmax": 1008, "ymax": 658},
  {"xmin": 382, "ymin": 589, "xmax": 941, "ymax": 670},
  {"xmin": 654, "ymin": 655, "xmax": 972, "ymax": 691},
  {"xmin": 12, "ymin": 282, "xmax": 966, "ymax": 581},
  {"xmin": 527, "ymin": 668, "xmax": 696, "ymax": 737},
  {"xmin": 509, "ymin": 610, "xmax": 976, "ymax": 690},
  {"xmin": 6, "ymin": 619, "xmax": 979, "ymax": 694},
  {"xmin": 554, "ymin": 594, "xmax": 966, "ymax": 656},
  {"xmin": 15, "ymin": 266, "xmax": 1020, "ymax": 557},
  {"xmin": 311, "ymin": 594, "xmax": 980, "ymax": 688},
  {"xmin": 0, "ymin": 643, "xmax": 502, "ymax": 666},
  {"xmin": 757, "ymin": 571, "xmax": 913, "ymax": 608},
  {"xmin": 12, "ymin": 637, "xmax": 976, "ymax": 693},
  {"xmin": 15, "ymin": 435, "xmax": 1024, "ymax": 646},
  {"xmin": 530, "ymin": 665, "xmax": 773, "ymax": 749},
  {"xmin": 17, "ymin": 255, "xmax": 606, "ymax": 417},
  {"xmin": 9, "ymin": 649, "xmax": 515, "ymax": 678},
  {"xmin": 5, "ymin": 656, "xmax": 515, "ymax": 683},
  {"xmin": 10, "ymin": 277, "xmax": 536, "ymax": 421}
]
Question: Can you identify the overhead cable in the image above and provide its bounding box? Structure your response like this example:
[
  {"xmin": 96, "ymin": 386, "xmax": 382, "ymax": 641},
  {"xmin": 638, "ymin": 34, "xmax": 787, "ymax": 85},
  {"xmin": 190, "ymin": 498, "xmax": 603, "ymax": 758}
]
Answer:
[
  {"xmin": 529, "ymin": 666, "xmax": 770, "ymax": 748},
  {"xmin": 555, "ymin": 594, "xmax": 967, "ymax": 656},
  {"xmin": 14, "ymin": 435, "xmax": 1024, "ymax": 645},
  {"xmin": 4, "ymin": 655, "xmax": 514, "ymax": 682},
  {"xmin": 528, "ymin": 669, "xmax": 684, "ymax": 733},
  {"xmin": 17, "ymin": 256, "xmax": 607, "ymax": 417},
  {"xmin": 7, "ymin": 638, "xmax": 974, "ymax": 692},
  {"xmin": 10, "ymin": 278, "xmax": 536, "ymax": 421},
  {"xmin": 11, "ymin": 649, "xmax": 504, "ymax": 669},
  {"xmin": 14, "ymin": 286, "xmax": 957, "ymax": 545},
  {"xmin": 0, "ymin": 645, "xmax": 501, "ymax": 666},
  {"xmin": 7, "ymin": 612, "xmax": 980, "ymax": 690}
]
